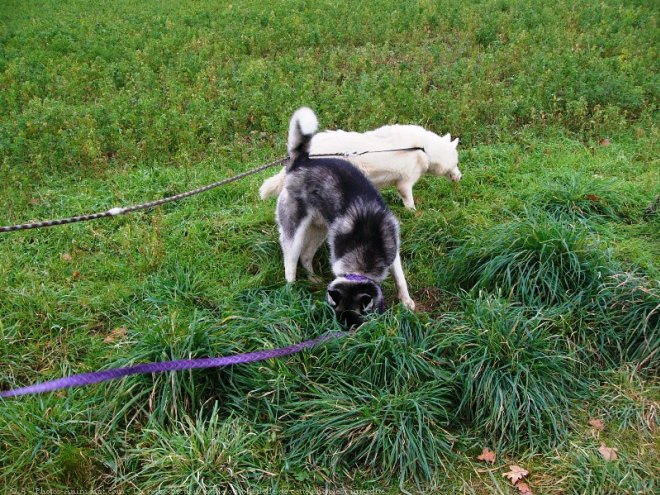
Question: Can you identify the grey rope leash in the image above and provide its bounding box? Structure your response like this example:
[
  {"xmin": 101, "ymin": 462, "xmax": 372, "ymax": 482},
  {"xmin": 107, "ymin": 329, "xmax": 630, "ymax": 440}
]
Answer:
[
  {"xmin": 0, "ymin": 156, "xmax": 288, "ymax": 234},
  {"xmin": 1, "ymin": 146, "xmax": 423, "ymax": 234}
]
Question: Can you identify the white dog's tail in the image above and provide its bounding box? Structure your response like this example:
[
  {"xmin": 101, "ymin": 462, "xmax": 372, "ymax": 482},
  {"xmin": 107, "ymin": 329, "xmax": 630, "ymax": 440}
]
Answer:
[
  {"xmin": 259, "ymin": 169, "xmax": 286, "ymax": 200},
  {"xmin": 287, "ymin": 107, "xmax": 318, "ymax": 167}
]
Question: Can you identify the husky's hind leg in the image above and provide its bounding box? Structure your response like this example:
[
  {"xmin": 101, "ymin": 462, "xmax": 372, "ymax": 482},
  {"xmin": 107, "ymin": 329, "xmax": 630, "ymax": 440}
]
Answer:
[
  {"xmin": 300, "ymin": 222, "xmax": 327, "ymax": 282},
  {"xmin": 277, "ymin": 192, "xmax": 311, "ymax": 283},
  {"xmin": 396, "ymin": 181, "xmax": 416, "ymax": 210},
  {"xmin": 280, "ymin": 219, "xmax": 312, "ymax": 283}
]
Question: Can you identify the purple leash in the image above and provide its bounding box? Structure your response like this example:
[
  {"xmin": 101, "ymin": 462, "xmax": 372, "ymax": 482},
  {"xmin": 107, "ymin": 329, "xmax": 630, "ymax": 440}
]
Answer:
[{"xmin": 0, "ymin": 331, "xmax": 345, "ymax": 398}]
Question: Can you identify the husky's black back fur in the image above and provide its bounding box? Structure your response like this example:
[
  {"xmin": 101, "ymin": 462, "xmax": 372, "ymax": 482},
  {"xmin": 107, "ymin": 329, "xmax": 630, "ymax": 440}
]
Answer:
[{"xmin": 284, "ymin": 140, "xmax": 399, "ymax": 281}]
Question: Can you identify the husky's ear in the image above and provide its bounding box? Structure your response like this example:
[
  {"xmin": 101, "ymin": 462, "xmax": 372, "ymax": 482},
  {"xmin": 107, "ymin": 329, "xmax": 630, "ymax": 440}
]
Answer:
[
  {"xmin": 441, "ymin": 133, "xmax": 451, "ymax": 142},
  {"xmin": 451, "ymin": 137, "xmax": 459, "ymax": 148},
  {"xmin": 327, "ymin": 289, "xmax": 343, "ymax": 306},
  {"xmin": 357, "ymin": 293, "xmax": 373, "ymax": 311}
]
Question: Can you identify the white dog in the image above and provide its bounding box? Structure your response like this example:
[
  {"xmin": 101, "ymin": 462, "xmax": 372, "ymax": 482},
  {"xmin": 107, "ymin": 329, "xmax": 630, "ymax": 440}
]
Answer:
[{"xmin": 259, "ymin": 124, "xmax": 461, "ymax": 209}]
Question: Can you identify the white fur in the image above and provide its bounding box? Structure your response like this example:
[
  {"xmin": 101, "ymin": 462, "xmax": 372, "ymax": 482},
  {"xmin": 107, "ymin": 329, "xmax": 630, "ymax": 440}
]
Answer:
[
  {"xmin": 389, "ymin": 253, "xmax": 415, "ymax": 310},
  {"xmin": 287, "ymin": 107, "xmax": 318, "ymax": 156},
  {"xmin": 261, "ymin": 124, "xmax": 461, "ymax": 209},
  {"xmin": 107, "ymin": 207, "xmax": 125, "ymax": 216}
]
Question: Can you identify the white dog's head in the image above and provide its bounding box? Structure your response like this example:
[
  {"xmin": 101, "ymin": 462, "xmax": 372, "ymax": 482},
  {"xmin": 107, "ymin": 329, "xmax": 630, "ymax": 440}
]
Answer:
[{"xmin": 424, "ymin": 132, "xmax": 461, "ymax": 182}]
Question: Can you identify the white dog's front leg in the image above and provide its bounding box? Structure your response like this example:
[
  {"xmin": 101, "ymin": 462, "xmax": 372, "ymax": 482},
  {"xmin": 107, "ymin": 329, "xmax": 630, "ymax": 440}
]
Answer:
[{"xmin": 390, "ymin": 253, "xmax": 415, "ymax": 310}]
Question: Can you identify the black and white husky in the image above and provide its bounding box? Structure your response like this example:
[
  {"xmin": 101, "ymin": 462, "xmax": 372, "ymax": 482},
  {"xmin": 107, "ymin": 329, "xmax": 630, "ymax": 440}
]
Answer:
[{"xmin": 276, "ymin": 107, "xmax": 415, "ymax": 326}]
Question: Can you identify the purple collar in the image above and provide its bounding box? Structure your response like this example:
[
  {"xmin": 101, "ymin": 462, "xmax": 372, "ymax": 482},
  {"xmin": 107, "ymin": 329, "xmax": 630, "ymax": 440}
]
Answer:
[{"xmin": 344, "ymin": 273, "xmax": 385, "ymax": 313}]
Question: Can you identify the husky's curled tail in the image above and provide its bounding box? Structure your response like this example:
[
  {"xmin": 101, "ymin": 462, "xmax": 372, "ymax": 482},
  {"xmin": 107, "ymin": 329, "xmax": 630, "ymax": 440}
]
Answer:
[
  {"xmin": 287, "ymin": 107, "xmax": 318, "ymax": 166},
  {"xmin": 259, "ymin": 108, "xmax": 318, "ymax": 199}
]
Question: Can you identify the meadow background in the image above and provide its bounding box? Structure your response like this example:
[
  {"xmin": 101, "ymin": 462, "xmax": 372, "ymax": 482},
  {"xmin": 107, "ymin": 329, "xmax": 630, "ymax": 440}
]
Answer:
[{"xmin": 0, "ymin": 0, "xmax": 658, "ymax": 492}]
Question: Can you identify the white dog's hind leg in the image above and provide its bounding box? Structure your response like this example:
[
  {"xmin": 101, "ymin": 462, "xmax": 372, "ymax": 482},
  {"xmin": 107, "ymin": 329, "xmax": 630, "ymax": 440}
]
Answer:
[
  {"xmin": 389, "ymin": 253, "xmax": 415, "ymax": 310},
  {"xmin": 300, "ymin": 223, "xmax": 327, "ymax": 282},
  {"xmin": 396, "ymin": 181, "xmax": 416, "ymax": 210}
]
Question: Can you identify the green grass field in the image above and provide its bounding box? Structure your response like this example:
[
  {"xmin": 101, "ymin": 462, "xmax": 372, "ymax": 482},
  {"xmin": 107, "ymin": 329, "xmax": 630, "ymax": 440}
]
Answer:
[{"xmin": 1, "ymin": 0, "xmax": 658, "ymax": 492}]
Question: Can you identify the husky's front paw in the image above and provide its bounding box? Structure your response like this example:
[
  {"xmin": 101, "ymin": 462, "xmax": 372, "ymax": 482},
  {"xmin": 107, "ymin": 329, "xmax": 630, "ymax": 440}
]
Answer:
[{"xmin": 402, "ymin": 297, "xmax": 416, "ymax": 311}]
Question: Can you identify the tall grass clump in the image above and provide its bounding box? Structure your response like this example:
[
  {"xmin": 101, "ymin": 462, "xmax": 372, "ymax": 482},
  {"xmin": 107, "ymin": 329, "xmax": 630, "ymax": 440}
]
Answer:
[
  {"xmin": 219, "ymin": 286, "xmax": 344, "ymax": 421},
  {"xmin": 441, "ymin": 212, "xmax": 610, "ymax": 306},
  {"xmin": 97, "ymin": 311, "xmax": 229, "ymax": 427},
  {"xmin": 530, "ymin": 173, "xmax": 643, "ymax": 223},
  {"xmin": 99, "ymin": 286, "xmax": 342, "ymax": 429},
  {"xmin": 554, "ymin": 444, "xmax": 654, "ymax": 495},
  {"xmin": 592, "ymin": 367, "xmax": 659, "ymax": 432},
  {"xmin": 0, "ymin": 396, "xmax": 102, "ymax": 489},
  {"xmin": 122, "ymin": 406, "xmax": 267, "ymax": 494},
  {"xmin": 282, "ymin": 311, "xmax": 455, "ymax": 486},
  {"xmin": 590, "ymin": 273, "xmax": 659, "ymax": 369},
  {"xmin": 438, "ymin": 294, "xmax": 585, "ymax": 451}
]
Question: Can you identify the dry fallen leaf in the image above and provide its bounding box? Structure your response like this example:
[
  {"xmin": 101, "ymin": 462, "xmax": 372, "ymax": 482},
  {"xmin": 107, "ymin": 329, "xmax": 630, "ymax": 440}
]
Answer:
[
  {"xmin": 598, "ymin": 443, "xmax": 618, "ymax": 461},
  {"xmin": 61, "ymin": 253, "xmax": 73, "ymax": 262},
  {"xmin": 476, "ymin": 447, "xmax": 496, "ymax": 464},
  {"xmin": 589, "ymin": 418, "xmax": 605, "ymax": 431},
  {"xmin": 72, "ymin": 270, "xmax": 81, "ymax": 281},
  {"xmin": 599, "ymin": 138, "xmax": 611, "ymax": 146},
  {"xmin": 584, "ymin": 194, "xmax": 601, "ymax": 202},
  {"xmin": 30, "ymin": 198, "xmax": 40, "ymax": 206},
  {"xmin": 504, "ymin": 465, "xmax": 529, "ymax": 484},
  {"xmin": 104, "ymin": 327, "xmax": 128, "ymax": 343},
  {"xmin": 516, "ymin": 481, "xmax": 533, "ymax": 494}
]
